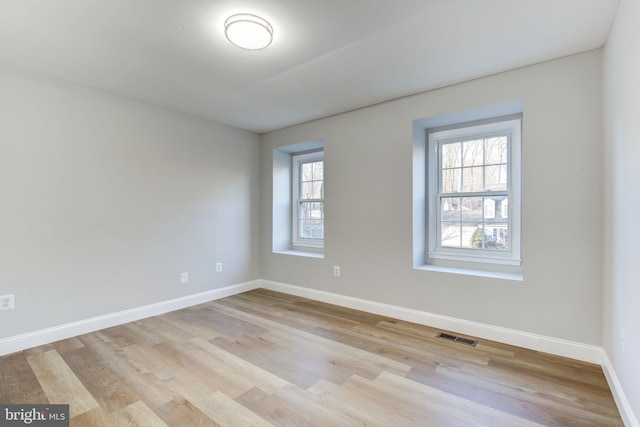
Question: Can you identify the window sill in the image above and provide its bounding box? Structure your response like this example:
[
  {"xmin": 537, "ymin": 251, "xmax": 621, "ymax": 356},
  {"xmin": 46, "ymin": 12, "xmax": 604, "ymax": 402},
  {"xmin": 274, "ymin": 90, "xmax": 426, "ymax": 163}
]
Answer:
[
  {"xmin": 273, "ymin": 249, "xmax": 324, "ymax": 259},
  {"xmin": 428, "ymin": 252, "xmax": 522, "ymax": 266},
  {"xmin": 415, "ymin": 264, "xmax": 523, "ymax": 281}
]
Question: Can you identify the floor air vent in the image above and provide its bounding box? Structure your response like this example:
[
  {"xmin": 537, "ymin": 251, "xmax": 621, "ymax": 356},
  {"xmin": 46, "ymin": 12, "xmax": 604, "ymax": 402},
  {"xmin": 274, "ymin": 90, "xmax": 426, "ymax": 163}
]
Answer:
[{"xmin": 437, "ymin": 333, "xmax": 478, "ymax": 347}]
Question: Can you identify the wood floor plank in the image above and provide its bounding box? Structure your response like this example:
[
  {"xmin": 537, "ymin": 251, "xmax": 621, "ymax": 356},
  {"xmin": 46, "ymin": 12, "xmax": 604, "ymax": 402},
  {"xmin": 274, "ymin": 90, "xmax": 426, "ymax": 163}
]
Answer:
[
  {"xmin": 263, "ymin": 383, "xmax": 367, "ymax": 426},
  {"xmin": 151, "ymin": 341, "xmax": 228, "ymax": 397},
  {"xmin": 312, "ymin": 323, "xmax": 460, "ymax": 372},
  {"xmin": 155, "ymin": 311, "xmax": 222, "ymax": 341},
  {"xmin": 110, "ymin": 400, "xmax": 169, "ymax": 426},
  {"xmin": 0, "ymin": 289, "xmax": 623, "ymax": 426},
  {"xmin": 264, "ymin": 328, "xmax": 412, "ymax": 379},
  {"xmin": 191, "ymin": 391, "xmax": 274, "ymax": 427},
  {"xmin": 189, "ymin": 337, "xmax": 289, "ymax": 394},
  {"xmin": 120, "ymin": 344, "xmax": 177, "ymax": 382},
  {"xmin": 0, "ymin": 351, "xmax": 49, "ymax": 404},
  {"xmin": 406, "ymin": 363, "xmax": 571, "ymax": 426},
  {"xmin": 235, "ymin": 384, "xmax": 365, "ymax": 427},
  {"xmin": 488, "ymin": 350, "xmax": 612, "ymax": 390},
  {"xmin": 26, "ymin": 349, "xmax": 99, "ymax": 418},
  {"xmin": 209, "ymin": 301, "xmax": 412, "ymax": 378},
  {"xmin": 60, "ymin": 346, "xmax": 139, "ymax": 413},
  {"xmin": 210, "ymin": 333, "xmax": 327, "ymax": 389},
  {"xmin": 100, "ymin": 321, "xmax": 163, "ymax": 348},
  {"xmin": 433, "ymin": 363, "xmax": 622, "ymax": 426},
  {"xmin": 373, "ymin": 370, "xmax": 546, "ymax": 427},
  {"xmin": 307, "ymin": 376, "xmax": 416, "ymax": 426},
  {"xmin": 69, "ymin": 406, "xmax": 113, "ymax": 427},
  {"xmin": 212, "ymin": 294, "xmax": 362, "ymax": 332},
  {"xmin": 172, "ymin": 306, "xmax": 268, "ymax": 340},
  {"xmin": 79, "ymin": 333, "xmax": 176, "ymax": 409},
  {"xmin": 51, "ymin": 337, "xmax": 86, "ymax": 354},
  {"xmin": 157, "ymin": 338, "xmax": 266, "ymax": 399},
  {"xmin": 371, "ymin": 320, "xmax": 492, "ymax": 366},
  {"xmin": 130, "ymin": 315, "xmax": 197, "ymax": 344},
  {"xmin": 23, "ymin": 343, "xmax": 56, "ymax": 357},
  {"xmin": 307, "ymin": 378, "xmax": 398, "ymax": 426},
  {"xmin": 292, "ymin": 298, "xmax": 399, "ymax": 326},
  {"xmin": 155, "ymin": 397, "xmax": 221, "ymax": 427},
  {"xmin": 235, "ymin": 387, "xmax": 314, "ymax": 427},
  {"xmin": 464, "ymin": 355, "xmax": 619, "ymax": 412}
]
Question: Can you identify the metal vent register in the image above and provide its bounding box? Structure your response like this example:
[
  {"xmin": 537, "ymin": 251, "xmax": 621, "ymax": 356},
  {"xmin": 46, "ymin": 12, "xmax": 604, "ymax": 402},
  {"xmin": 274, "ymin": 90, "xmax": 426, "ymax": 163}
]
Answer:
[{"xmin": 437, "ymin": 333, "xmax": 478, "ymax": 347}]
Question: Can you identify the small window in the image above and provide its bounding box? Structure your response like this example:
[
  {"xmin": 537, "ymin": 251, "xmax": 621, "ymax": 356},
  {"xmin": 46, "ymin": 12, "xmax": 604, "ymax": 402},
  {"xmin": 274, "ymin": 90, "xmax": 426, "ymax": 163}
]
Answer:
[
  {"xmin": 292, "ymin": 151, "xmax": 324, "ymax": 248},
  {"xmin": 427, "ymin": 116, "xmax": 521, "ymax": 266}
]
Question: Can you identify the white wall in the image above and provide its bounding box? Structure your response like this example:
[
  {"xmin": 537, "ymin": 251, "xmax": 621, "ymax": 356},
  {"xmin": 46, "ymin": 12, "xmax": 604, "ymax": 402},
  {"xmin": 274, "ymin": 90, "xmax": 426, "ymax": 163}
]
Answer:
[
  {"xmin": 0, "ymin": 65, "xmax": 261, "ymax": 339},
  {"xmin": 261, "ymin": 50, "xmax": 604, "ymax": 346},
  {"xmin": 603, "ymin": 0, "xmax": 640, "ymax": 420}
]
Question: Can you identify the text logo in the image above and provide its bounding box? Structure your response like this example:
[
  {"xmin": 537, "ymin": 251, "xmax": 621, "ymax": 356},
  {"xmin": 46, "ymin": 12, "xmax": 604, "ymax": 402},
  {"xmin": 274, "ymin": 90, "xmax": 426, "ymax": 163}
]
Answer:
[{"xmin": 0, "ymin": 405, "xmax": 69, "ymax": 426}]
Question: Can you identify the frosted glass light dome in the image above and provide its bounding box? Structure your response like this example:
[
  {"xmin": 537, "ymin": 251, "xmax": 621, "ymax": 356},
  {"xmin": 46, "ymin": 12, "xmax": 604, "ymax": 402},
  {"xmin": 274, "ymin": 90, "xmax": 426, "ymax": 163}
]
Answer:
[{"xmin": 224, "ymin": 14, "xmax": 273, "ymax": 50}]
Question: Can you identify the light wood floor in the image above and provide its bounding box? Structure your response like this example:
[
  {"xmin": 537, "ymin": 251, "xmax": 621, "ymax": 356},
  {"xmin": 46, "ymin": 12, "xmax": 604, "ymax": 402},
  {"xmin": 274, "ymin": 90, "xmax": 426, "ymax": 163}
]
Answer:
[{"xmin": 0, "ymin": 289, "xmax": 623, "ymax": 426}]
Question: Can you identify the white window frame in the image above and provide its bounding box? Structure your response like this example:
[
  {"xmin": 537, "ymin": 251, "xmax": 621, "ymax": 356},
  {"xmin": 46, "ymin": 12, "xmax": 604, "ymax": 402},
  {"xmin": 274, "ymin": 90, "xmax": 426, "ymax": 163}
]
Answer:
[
  {"xmin": 292, "ymin": 150, "xmax": 324, "ymax": 248},
  {"xmin": 427, "ymin": 116, "xmax": 522, "ymax": 266}
]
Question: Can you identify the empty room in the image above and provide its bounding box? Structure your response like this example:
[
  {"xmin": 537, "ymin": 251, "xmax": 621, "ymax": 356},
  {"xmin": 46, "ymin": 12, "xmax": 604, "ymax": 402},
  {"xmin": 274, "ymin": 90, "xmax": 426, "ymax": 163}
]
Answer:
[{"xmin": 0, "ymin": 0, "xmax": 638, "ymax": 426}]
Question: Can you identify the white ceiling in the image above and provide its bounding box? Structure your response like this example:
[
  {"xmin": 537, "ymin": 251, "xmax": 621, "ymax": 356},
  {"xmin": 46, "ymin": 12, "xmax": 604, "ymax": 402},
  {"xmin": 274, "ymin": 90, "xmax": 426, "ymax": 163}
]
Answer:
[{"xmin": 0, "ymin": 0, "xmax": 619, "ymax": 133}]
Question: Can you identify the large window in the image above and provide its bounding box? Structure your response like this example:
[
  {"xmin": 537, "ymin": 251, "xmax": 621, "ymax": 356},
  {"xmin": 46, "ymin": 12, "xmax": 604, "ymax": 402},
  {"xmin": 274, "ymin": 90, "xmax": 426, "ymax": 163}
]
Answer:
[
  {"xmin": 427, "ymin": 116, "xmax": 521, "ymax": 266},
  {"xmin": 292, "ymin": 151, "xmax": 324, "ymax": 248}
]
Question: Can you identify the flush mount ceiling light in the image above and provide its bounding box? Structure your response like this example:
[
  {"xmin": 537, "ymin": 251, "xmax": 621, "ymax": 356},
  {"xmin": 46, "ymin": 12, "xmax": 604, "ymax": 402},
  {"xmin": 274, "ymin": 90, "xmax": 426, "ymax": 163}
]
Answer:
[{"xmin": 224, "ymin": 13, "xmax": 273, "ymax": 50}]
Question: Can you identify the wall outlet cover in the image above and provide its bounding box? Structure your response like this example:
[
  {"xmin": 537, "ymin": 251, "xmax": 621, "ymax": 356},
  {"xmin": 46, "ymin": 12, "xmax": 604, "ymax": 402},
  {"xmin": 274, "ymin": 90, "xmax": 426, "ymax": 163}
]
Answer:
[{"xmin": 0, "ymin": 294, "xmax": 15, "ymax": 311}]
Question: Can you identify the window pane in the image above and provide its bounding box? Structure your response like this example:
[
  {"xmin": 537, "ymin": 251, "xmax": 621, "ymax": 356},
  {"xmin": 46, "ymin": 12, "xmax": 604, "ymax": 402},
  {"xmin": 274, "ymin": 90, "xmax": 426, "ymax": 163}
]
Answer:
[
  {"xmin": 462, "ymin": 139, "xmax": 483, "ymax": 166},
  {"xmin": 441, "ymin": 197, "xmax": 461, "ymax": 221},
  {"xmin": 441, "ymin": 142, "xmax": 461, "ymax": 168},
  {"xmin": 441, "ymin": 168, "xmax": 461, "ymax": 193},
  {"xmin": 299, "ymin": 201, "xmax": 324, "ymax": 239},
  {"xmin": 462, "ymin": 167, "xmax": 483, "ymax": 192},
  {"xmin": 499, "ymin": 197, "xmax": 509, "ymax": 219},
  {"xmin": 485, "ymin": 165, "xmax": 507, "ymax": 191},
  {"xmin": 301, "ymin": 162, "xmax": 313, "ymax": 181},
  {"xmin": 312, "ymin": 182, "xmax": 323, "ymax": 198},
  {"xmin": 301, "ymin": 182, "xmax": 313, "ymax": 199},
  {"xmin": 484, "ymin": 197, "xmax": 496, "ymax": 219},
  {"xmin": 299, "ymin": 201, "xmax": 323, "ymax": 220},
  {"xmin": 480, "ymin": 222, "xmax": 509, "ymax": 250},
  {"xmin": 461, "ymin": 197, "xmax": 483, "ymax": 222},
  {"xmin": 300, "ymin": 219, "xmax": 324, "ymax": 239},
  {"xmin": 312, "ymin": 161, "xmax": 324, "ymax": 180},
  {"xmin": 461, "ymin": 222, "xmax": 479, "ymax": 248},
  {"xmin": 469, "ymin": 225, "xmax": 484, "ymax": 248},
  {"xmin": 485, "ymin": 137, "xmax": 507, "ymax": 164},
  {"xmin": 299, "ymin": 160, "xmax": 323, "ymax": 199},
  {"xmin": 441, "ymin": 222, "xmax": 461, "ymax": 248}
]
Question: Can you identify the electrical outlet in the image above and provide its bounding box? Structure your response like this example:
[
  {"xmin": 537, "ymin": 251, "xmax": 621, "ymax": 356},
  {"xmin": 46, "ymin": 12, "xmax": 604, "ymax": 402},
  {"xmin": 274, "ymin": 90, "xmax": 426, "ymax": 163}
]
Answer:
[
  {"xmin": 180, "ymin": 272, "xmax": 189, "ymax": 284},
  {"xmin": 620, "ymin": 329, "xmax": 626, "ymax": 353},
  {"xmin": 0, "ymin": 294, "xmax": 15, "ymax": 311},
  {"xmin": 216, "ymin": 262, "xmax": 223, "ymax": 273},
  {"xmin": 333, "ymin": 266, "xmax": 341, "ymax": 277}
]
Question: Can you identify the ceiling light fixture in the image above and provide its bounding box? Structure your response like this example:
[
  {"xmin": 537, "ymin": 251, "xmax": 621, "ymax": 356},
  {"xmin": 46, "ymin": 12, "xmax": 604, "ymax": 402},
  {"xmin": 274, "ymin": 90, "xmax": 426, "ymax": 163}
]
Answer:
[{"xmin": 224, "ymin": 13, "xmax": 273, "ymax": 50}]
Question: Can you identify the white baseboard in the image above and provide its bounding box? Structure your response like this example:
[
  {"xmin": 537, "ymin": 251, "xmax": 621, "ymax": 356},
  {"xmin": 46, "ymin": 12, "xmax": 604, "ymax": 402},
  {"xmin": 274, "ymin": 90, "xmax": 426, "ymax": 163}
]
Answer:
[
  {"xmin": 601, "ymin": 352, "xmax": 640, "ymax": 427},
  {"xmin": 260, "ymin": 280, "xmax": 603, "ymax": 364},
  {"xmin": 2, "ymin": 278, "xmax": 636, "ymax": 425},
  {"xmin": 0, "ymin": 280, "xmax": 261, "ymax": 356},
  {"xmin": 0, "ymin": 278, "xmax": 602, "ymax": 363},
  {"xmin": 262, "ymin": 280, "xmax": 640, "ymax": 423}
]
